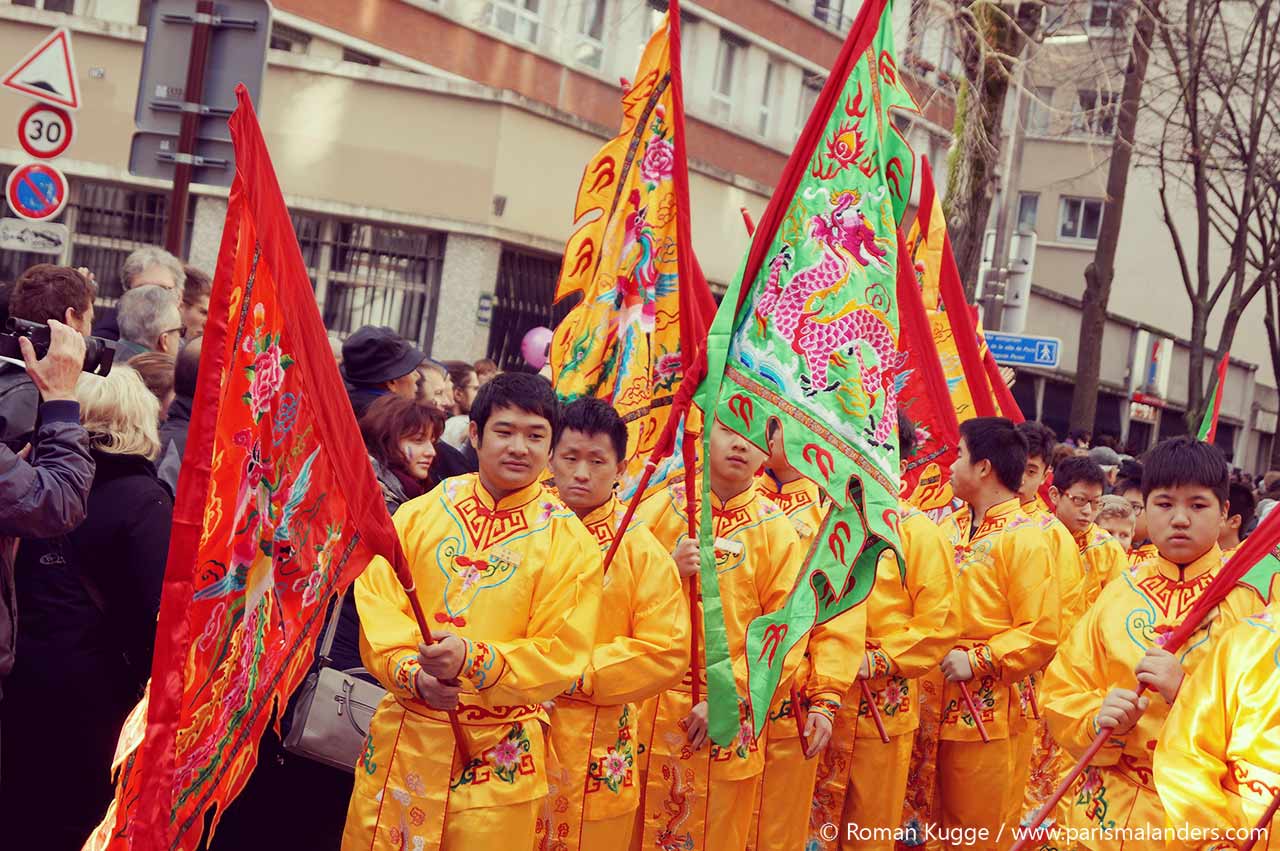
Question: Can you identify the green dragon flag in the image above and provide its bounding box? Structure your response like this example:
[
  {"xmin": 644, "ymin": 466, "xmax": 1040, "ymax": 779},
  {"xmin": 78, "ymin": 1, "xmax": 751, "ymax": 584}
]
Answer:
[{"xmin": 695, "ymin": 0, "xmax": 919, "ymax": 744}]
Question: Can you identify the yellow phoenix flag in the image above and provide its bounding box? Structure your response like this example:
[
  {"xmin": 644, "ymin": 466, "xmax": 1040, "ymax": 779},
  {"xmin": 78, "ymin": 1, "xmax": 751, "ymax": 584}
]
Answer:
[{"xmin": 549, "ymin": 10, "xmax": 713, "ymax": 501}]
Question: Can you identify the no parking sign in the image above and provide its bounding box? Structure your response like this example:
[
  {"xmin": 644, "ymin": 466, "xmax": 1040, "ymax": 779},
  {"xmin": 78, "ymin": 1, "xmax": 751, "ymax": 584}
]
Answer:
[{"xmin": 5, "ymin": 162, "xmax": 69, "ymax": 221}]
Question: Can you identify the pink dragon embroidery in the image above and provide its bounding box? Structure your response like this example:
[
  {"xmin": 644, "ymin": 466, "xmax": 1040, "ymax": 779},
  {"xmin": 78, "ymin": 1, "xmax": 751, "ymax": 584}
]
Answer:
[{"xmin": 754, "ymin": 189, "xmax": 904, "ymax": 445}]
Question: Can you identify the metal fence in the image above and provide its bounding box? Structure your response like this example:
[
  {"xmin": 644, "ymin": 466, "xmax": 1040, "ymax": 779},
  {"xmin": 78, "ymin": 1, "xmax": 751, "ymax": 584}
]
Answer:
[
  {"xmin": 486, "ymin": 246, "xmax": 577, "ymax": 371},
  {"xmin": 290, "ymin": 212, "xmax": 446, "ymax": 353}
]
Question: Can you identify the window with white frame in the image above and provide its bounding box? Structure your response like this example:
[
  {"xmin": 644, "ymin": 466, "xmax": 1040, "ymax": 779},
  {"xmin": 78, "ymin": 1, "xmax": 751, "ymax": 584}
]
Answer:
[
  {"xmin": 937, "ymin": 23, "xmax": 962, "ymax": 79},
  {"xmin": 269, "ymin": 24, "xmax": 312, "ymax": 54},
  {"xmin": 12, "ymin": 0, "xmax": 78, "ymax": 12},
  {"xmin": 758, "ymin": 60, "xmax": 779, "ymax": 138},
  {"xmin": 575, "ymin": 0, "xmax": 607, "ymax": 70},
  {"xmin": 1026, "ymin": 86, "xmax": 1054, "ymax": 134},
  {"xmin": 1072, "ymin": 89, "xmax": 1119, "ymax": 136},
  {"xmin": 1088, "ymin": 0, "xmax": 1126, "ymax": 30},
  {"xmin": 1059, "ymin": 196, "xmax": 1104, "ymax": 241},
  {"xmin": 1016, "ymin": 193, "xmax": 1040, "ymax": 231},
  {"xmin": 488, "ymin": 0, "xmax": 541, "ymax": 47},
  {"xmin": 812, "ymin": 0, "xmax": 854, "ymax": 32},
  {"xmin": 797, "ymin": 71, "xmax": 825, "ymax": 133},
  {"xmin": 710, "ymin": 33, "xmax": 743, "ymax": 124}
]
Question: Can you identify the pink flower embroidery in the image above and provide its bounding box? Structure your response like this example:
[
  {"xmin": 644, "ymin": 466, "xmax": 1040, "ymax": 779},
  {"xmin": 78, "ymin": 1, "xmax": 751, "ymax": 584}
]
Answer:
[
  {"xmin": 460, "ymin": 564, "xmax": 482, "ymax": 592},
  {"xmin": 538, "ymin": 501, "xmax": 556, "ymax": 522},
  {"xmin": 253, "ymin": 302, "xmax": 265, "ymax": 326},
  {"xmin": 249, "ymin": 344, "xmax": 286, "ymax": 418},
  {"xmin": 491, "ymin": 739, "xmax": 521, "ymax": 771},
  {"xmin": 641, "ymin": 137, "xmax": 675, "ymax": 184},
  {"xmin": 654, "ymin": 352, "xmax": 682, "ymax": 381},
  {"xmin": 604, "ymin": 753, "xmax": 628, "ymax": 782}
]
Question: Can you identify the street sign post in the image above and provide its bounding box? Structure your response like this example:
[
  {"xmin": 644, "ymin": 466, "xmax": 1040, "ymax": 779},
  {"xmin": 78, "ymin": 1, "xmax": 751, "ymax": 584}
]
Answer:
[
  {"xmin": 986, "ymin": 331, "xmax": 1061, "ymax": 369},
  {"xmin": 130, "ymin": 0, "xmax": 270, "ymax": 255},
  {"xmin": 17, "ymin": 103, "xmax": 74, "ymax": 159},
  {"xmin": 2, "ymin": 27, "xmax": 80, "ymax": 111},
  {"xmin": 5, "ymin": 162, "xmax": 69, "ymax": 222}
]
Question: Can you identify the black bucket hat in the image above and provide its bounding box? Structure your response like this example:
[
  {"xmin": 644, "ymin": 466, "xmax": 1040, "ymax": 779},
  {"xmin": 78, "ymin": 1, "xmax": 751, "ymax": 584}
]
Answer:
[{"xmin": 340, "ymin": 325, "xmax": 426, "ymax": 385}]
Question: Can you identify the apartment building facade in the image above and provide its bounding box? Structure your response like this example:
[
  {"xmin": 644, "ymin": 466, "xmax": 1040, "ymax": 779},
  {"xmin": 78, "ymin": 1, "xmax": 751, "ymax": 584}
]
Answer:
[
  {"xmin": 982, "ymin": 0, "xmax": 1278, "ymax": 471},
  {"xmin": 0, "ymin": 0, "xmax": 953, "ymax": 370}
]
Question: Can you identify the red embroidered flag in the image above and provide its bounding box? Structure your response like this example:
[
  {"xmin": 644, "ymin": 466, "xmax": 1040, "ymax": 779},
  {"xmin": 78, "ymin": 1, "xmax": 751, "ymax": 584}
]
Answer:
[
  {"xmin": 896, "ymin": 229, "xmax": 961, "ymax": 506},
  {"xmin": 86, "ymin": 85, "xmax": 403, "ymax": 851}
]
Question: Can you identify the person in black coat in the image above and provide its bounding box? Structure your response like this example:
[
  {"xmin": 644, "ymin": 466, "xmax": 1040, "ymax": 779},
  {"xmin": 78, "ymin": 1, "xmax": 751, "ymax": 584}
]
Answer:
[{"xmin": 0, "ymin": 365, "xmax": 172, "ymax": 851}]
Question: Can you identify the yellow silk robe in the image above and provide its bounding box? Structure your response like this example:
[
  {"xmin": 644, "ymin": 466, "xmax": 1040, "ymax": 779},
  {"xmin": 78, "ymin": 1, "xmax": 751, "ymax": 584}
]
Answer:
[
  {"xmin": 1041, "ymin": 545, "xmax": 1268, "ymax": 850},
  {"xmin": 1074, "ymin": 523, "xmax": 1130, "ymax": 607},
  {"xmin": 809, "ymin": 504, "xmax": 961, "ymax": 851},
  {"xmin": 342, "ymin": 475, "xmax": 602, "ymax": 851},
  {"xmin": 936, "ymin": 497, "xmax": 1060, "ymax": 850},
  {"xmin": 749, "ymin": 474, "xmax": 865, "ymax": 851},
  {"xmin": 537, "ymin": 496, "xmax": 690, "ymax": 851},
  {"xmin": 1155, "ymin": 604, "xmax": 1280, "ymax": 851},
  {"xmin": 632, "ymin": 477, "xmax": 804, "ymax": 851},
  {"xmin": 1128, "ymin": 542, "xmax": 1159, "ymax": 567},
  {"xmin": 1026, "ymin": 501, "xmax": 1088, "ymax": 636}
]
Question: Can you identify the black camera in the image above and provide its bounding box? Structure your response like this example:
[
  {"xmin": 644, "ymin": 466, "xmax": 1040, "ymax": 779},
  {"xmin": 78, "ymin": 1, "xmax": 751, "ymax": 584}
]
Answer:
[{"xmin": 0, "ymin": 317, "xmax": 115, "ymax": 376}]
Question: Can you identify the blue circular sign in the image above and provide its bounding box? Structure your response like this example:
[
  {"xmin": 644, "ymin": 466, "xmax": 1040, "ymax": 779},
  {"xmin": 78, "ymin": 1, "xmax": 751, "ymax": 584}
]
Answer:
[{"xmin": 5, "ymin": 162, "xmax": 68, "ymax": 221}]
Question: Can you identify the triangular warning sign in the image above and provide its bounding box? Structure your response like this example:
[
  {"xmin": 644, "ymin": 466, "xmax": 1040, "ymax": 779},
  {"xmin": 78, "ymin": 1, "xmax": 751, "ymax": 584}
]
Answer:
[{"xmin": 3, "ymin": 27, "xmax": 80, "ymax": 111}]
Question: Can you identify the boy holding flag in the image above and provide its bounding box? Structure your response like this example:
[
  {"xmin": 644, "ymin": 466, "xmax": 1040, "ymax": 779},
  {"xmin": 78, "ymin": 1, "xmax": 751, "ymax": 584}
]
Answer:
[
  {"xmin": 632, "ymin": 420, "xmax": 804, "ymax": 851},
  {"xmin": 936, "ymin": 417, "xmax": 1060, "ymax": 849},
  {"xmin": 539, "ymin": 398, "xmax": 690, "ymax": 850},
  {"xmin": 342, "ymin": 374, "xmax": 602, "ymax": 851},
  {"xmin": 1040, "ymin": 437, "xmax": 1271, "ymax": 849},
  {"xmin": 808, "ymin": 413, "xmax": 961, "ymax": 850}
]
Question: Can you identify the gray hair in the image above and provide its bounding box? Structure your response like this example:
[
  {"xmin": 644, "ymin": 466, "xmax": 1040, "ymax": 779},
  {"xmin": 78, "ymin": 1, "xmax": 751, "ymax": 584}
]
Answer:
[
  {"xmin": 118, "ymin": 284, "xmax": 181, "ymax": 348},
  {"xmin": 121, "ymin": 245, "xmax": 186, "ymax": 290}
]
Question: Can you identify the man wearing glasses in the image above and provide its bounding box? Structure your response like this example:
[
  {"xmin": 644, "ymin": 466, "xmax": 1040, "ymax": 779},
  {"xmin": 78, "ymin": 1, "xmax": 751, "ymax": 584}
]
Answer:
[
  {"xmin": 1048, "ymin": 456, "xmax": 1131, "ymax": 606},
  {"xmin": 116, "ymin": 284, "xmax": 184, "ymax": 361}
]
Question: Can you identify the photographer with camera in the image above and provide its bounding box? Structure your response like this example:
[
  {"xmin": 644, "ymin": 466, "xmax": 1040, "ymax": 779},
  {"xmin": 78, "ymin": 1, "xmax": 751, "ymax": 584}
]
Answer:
[
  {"xmin": 0, "ymin": 315, "xmax": 95, "ymax": 768},
  {"xmin": 0, "ymin": 265, "xmax": 97, "ymax": 447}
]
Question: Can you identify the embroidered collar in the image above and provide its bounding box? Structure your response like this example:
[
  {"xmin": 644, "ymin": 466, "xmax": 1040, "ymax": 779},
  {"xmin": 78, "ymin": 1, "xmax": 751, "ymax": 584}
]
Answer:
[
  {"xmin": 758, "ymin": 471, "xmax": 814, "ymax": 497},
  {"xmin": 470, "ymin": 475, "xmax": 544, "ymax": 515},
  {"xmin": 954, "ymin": 496, "xmax": 1023, "ymax": 541},
  {"xmin": 581, "ymin": 495, "xmax": 625, "ymax": 550},
  {"xmin": 1150, "ymin": 544, "xmax": 1223, "ymax": 584},
  {"xmin": 711, "ymin": 485, "xmax": 757, "ymax": 515},
  {"xmin": 1072, "ymin": 522, "xmax": 1098, "ymax": 549}
]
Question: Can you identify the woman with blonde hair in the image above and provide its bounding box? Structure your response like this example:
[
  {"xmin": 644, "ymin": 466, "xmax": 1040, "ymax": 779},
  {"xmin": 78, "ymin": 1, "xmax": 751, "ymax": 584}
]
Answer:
[{"xmin": 1, "ymin": 365, "xmax": 173, "ymax": 851}]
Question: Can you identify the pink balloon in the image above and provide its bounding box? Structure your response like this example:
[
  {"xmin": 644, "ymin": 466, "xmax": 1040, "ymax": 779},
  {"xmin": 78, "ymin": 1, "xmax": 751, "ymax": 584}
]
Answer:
[{"xmin": 521, "ymin": 326, "xmax": 554, "ymax": 370}]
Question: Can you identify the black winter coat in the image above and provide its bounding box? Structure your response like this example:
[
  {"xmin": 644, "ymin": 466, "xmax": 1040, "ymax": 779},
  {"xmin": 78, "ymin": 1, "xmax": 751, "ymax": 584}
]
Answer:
[{"xmin": 11, "ymin": 450, "xmax": 172, "ymax": 700}]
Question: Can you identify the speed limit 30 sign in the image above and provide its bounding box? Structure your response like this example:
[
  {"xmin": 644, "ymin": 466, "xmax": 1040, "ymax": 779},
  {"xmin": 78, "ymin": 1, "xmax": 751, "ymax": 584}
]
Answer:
[{"xmin": 18, "ymin": 103, "xmax": 74, "ymax": 159}]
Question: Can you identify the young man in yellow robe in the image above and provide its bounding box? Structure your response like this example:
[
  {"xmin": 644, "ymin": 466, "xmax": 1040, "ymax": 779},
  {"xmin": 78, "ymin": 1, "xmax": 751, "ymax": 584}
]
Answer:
[
  {"xmin": 536, "ymin": 398, "xmax": 691, "ymax": 851},
  {"xmin": 747, "ymin": 423, "xmax": 864, "ymax": 851},
  {"xmin": 1040, "ymin": 437, "xmax": 1271, "ymax": 850},
  {"xmin": 1219, "ymin": 481, "xmax": 1255, "ymax": 558},
  {"xmin": 1116, "ymin": 472, "xmax": 1158, "ymax": 565},
  {"xmin": 1049, "ymin": 457, "xmax": 1128, "ymax": 607},
  {"xmin": 1010, "ymin": 421, "xmax": 1081, "ymax": 834},
  {"xmin": 1022, "ymin": 456, "xmax": 1127, "ymax": 828},
  {"xmin": 808, "ymin": 413, "xmax": 961, "ymax": 851},
  {"xmin": 342, "ymin": 374, "xmax": 603, "ymax": 851},
  {"xmin": 631, "ymin": 420, "xmax": 804, "ymax": 851},
  {"xmin": 1017, "ymin": 421, "xmax": 1088, "ymax": 633},
  {"xmin": 936, "ymin": 417, "xmax": 1060, "ymax": 851},
  {"xmin": 1155, "ymin": 603, "xmax": 1280, "ymax": 851}
]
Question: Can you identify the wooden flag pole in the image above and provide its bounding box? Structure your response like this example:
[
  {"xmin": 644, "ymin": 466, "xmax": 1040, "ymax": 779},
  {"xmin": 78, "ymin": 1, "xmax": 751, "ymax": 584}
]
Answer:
[
  {"xmin": 959, "ymin": 682, "xmax": 992, "ymax": 744},
  {"xmin": 1242, "ymin": 789, "xmax": 1280, "ymax": 851},
  {"xmin": 859, "ymin": 680, "xmax": 891, "ymax": 744},
  {"xmin": 391, "ymin": 549, "xmax": 470, "ymax": 764}
]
